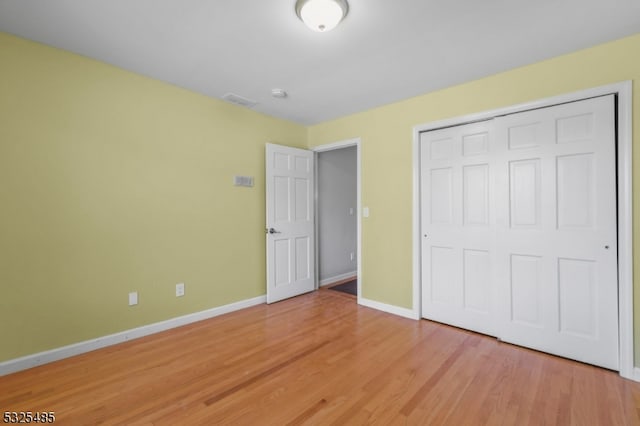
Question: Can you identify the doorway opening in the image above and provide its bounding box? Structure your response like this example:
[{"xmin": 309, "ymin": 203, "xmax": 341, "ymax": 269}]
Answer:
[{"xmin": 314, "ymin": 139, "xmax": 362, "ymax": 300}]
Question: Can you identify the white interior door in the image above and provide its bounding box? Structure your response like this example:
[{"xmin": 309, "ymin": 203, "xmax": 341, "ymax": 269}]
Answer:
[
  {"xmin": 420, "ymin": 121, "xmax": 497, "ymax": 336},
  {"xmin": 494, "ymin": 95, "xmax": 618, "ymax": 369},
  {"xmin": 266, "ymin": 143, "xmax": 315, "ymax": 303}
]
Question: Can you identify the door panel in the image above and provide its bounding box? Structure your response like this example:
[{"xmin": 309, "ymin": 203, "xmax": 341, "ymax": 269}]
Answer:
[
  {"xmin": 509, "ymin": 159, "xmax": 541, "ymax": 228},
  {"xmin": 509, "ymin": 254, "xmax": 543, "ymax": 328},
  {"xmin": 557, "ymin": 153, "xmax": 594, "ymax": 229},
  {"xmin": 421, "ymin": 121, "xmax": 497, "ymax": 337},
  {"xmin": 463, "ymin": 164, "xmax": 489, "ymax": 226},
  {"xmin": 430, "ymin": 246, "xmax": 457, "ymax": 305},
  {"xmin": 430, "ymin": 168, "xmax": 454, "ymax": 224},
  {"xmin": 463, "ymin": 249, "xmax": 490, "ymax": 312},
  {"xmin": 495, "ymin": 95, "xmax": 618, "ymax": 369},
  {"xmin": 266, "ymin": 143, "xmax": 315, "ymax": 303},
  {"xmin": 558, "ymin": 258, "xmax": 596, "ymax": 337}
]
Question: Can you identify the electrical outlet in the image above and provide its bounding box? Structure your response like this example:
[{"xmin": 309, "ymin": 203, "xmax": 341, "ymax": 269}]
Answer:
[
  {"xmin": 128, "ymin": 292, "xmax": 138, "ymax": 306},
  {"xmin": 176, "ymin": 282, "xmax": 185, "ymax": 297}
]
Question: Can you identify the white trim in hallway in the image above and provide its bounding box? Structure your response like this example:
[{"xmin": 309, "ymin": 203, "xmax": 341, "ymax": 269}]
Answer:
[{"xmin": 319, "ymin": 271, "xmax": 357, "ymax": 287}]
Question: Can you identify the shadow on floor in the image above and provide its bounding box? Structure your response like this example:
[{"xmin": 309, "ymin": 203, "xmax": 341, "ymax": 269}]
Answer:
[{"xmin": 328, "ymin": 280, "xmax": 357, "ymax": 296}]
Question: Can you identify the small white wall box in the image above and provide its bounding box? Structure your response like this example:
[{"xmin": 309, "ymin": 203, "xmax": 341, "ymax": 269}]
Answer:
[
  {"xmin": 234, "ymin": 176, "xmax": 254, "ymax": 187},
  {"xmin": 176, "ymin": 283, "xmax": 185, "ymax": 297}
]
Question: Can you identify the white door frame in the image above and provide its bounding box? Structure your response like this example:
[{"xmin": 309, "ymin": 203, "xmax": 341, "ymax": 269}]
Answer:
[
  {"xmin": 313, "ymin": 138, "xmax": 362, "ymax": 303},
  {"xmin": 412, "ymin": 81, "xmax": 634, "ymax": 380}
]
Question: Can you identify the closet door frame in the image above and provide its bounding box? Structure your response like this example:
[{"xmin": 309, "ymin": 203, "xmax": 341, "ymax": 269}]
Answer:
[{"xmin": 412, "ymin": 81, "xmax": 634, "ymax": 381}]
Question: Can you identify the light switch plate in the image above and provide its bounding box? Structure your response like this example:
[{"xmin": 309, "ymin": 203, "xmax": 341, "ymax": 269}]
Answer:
[
  {"xmin": 363, "ymin": 207, "xmax": 370, "ymax": 217},
  {"xmin": 128, "ymin": 292, "xmax": 138, "ymax": 306}
]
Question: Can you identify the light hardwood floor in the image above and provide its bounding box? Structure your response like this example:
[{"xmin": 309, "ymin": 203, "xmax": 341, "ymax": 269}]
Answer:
[{"xmin": 2, "ymin": 289, "xmax": 639, "ymax": 425}]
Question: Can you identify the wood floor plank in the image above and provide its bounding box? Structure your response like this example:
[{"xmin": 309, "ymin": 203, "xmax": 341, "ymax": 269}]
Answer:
[{"xmin": 1, "ymin": 289, "xmax": 639, "ymax": 425}]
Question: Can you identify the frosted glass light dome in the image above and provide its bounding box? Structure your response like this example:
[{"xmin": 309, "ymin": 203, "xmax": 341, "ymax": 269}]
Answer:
[{"xmin": 295, "ymin": 0, "xmax": 349, "ymax": 32}]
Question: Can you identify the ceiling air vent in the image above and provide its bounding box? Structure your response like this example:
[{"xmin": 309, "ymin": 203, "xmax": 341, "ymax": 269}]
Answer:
[{"xmin": 222, "ymin": 93, "xmax": 258, "ymax": 108}]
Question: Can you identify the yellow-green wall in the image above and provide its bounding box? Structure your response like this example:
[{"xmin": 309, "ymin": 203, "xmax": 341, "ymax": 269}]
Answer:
[
  {"xmin": 2, "ymin": 30, "xmax": 640, "ymax": 366},
  {"xmin": 0, "ymin": 33, "xmax": 306, "ymax": 362},
  {"xmin": 308, "ymin": 33, "xmax": 640, "ymax": 365}
]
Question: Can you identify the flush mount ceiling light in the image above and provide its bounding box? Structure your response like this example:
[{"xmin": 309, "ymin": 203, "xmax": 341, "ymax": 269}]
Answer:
[{"xmin": 295, "ymin": 0, "xmax": 349, "ymax": 32}]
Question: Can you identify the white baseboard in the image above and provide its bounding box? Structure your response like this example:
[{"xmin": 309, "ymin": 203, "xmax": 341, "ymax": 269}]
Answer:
[
  {"xmin": 0, "ymin": 295, "xmax": 266, "ymax": 376},
  {"xmin": 319, "ymin": 271, "xmax": 357, "ymax": 287},
  {"xmin": 358, "ymin": 297, "xmax": 420, "ymax": 320},
  {"xmin": 631, "ymin": 367, "xmax": 640, "ymax": 382}
]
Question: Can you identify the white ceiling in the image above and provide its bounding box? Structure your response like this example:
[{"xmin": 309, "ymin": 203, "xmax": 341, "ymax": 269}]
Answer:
[{"xmin": 1, "ymin": 0, "xmax": 639, "ymax": 125}]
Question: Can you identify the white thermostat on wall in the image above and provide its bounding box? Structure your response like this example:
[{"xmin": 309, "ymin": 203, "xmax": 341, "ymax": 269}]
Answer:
[{"xmin": 234, "ymin": 176, "xmax": 254, "ymax": 187}]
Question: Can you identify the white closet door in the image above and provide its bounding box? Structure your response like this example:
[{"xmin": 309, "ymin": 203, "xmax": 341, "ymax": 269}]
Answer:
[
  {"xmin": 494, "ymin": 95, "xmax": 618, "ymax": 369},
  {"xmin": 420, "ymin": 121, "xmax": 497, "ymax": 336}
]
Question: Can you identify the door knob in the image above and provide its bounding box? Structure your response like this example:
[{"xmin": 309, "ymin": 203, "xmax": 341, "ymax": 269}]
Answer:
[{"xmin": 267, "ymin": 228, "xmax": 281, "ymax": 234}]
